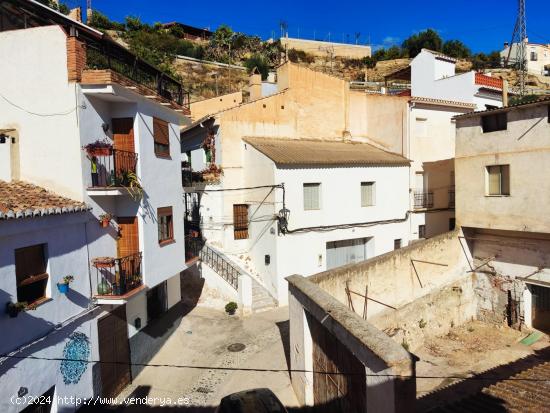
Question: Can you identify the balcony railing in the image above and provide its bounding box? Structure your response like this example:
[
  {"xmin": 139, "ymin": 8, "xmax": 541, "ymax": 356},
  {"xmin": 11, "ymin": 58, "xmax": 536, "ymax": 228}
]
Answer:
[
  {"xmin": 92, "ymin": 252, "xmax": 143, "ymax": 297},
  {"xmin": 85, "ymin": 41, "xmax": 189, "ymax": 109},
  {"xmin": 182, "ymin": 168, "xmax": 205, "ymax": 187},
  {"xmin": 414, "ymin": 191, "xmax": 434, "ymax": 209},
  {"xmin": 199, "ymin": 244, "xmax": 240, "ymax": 290},
  {"xmin": 449, "ymin": 189, "xmax": 455, "ymax": 208},
  {"xmin": 88, "ymin": 149, "xmax": 138, "ymax": 188}
]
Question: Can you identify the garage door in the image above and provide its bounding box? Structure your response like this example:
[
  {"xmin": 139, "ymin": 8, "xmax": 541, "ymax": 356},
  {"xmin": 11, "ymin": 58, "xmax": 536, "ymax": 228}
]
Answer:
[
  {"xmin": 531, "ymin": 284, "xmax": 550, "ymax": 333},
  {"xmin": 98, "ymin": 305, "xmax": 131, "ymax": 397},
  {"xmin": 308, "ymin": 312, "xmax": 366, "ymax": 412}
]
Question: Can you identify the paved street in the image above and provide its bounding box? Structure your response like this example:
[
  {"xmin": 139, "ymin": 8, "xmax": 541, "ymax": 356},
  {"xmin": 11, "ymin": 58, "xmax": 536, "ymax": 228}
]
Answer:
[{"xmin": 118, "ymin": 306, "xmax": 299, "ymax": 412}]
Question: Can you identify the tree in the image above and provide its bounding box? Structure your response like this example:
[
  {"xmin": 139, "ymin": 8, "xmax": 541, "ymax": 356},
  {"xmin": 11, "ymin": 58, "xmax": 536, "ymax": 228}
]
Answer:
[
  {"xmin": 88, "ymin": 10, "xmax": 124, "ymax": 31},
  {"xmin": 35, "ymin": 0, "xmax": 69, "ymax": 14},
  {"xmin": 385, "ymin": 45, "xmax": 403, "ymax": 60},
  {"xmin": 244, "ymin": 54, "xmax": 269, "ymax": 80},
  {"xmin": 442, "ymin": 40, "xmax": 471, "ymax": 59},
  {"xmin": 402, "ymin": 29, "xmax": 443, "ymax": 58},
  {"xmin": 471, "ymin": 51, "xmax": 502, "ymax": 70}
]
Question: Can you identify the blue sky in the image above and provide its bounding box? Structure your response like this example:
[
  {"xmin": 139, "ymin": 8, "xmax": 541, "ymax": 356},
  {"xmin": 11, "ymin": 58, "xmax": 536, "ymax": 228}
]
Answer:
[{"xmin": 83, "ymin": 0, "xmax": 549, "ymax": 53}]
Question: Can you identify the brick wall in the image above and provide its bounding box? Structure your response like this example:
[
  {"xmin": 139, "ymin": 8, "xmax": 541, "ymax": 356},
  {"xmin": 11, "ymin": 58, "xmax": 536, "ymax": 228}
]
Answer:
[{"xmin": 67, "ymin": 36, "xmax": 86, "ymax": 82}]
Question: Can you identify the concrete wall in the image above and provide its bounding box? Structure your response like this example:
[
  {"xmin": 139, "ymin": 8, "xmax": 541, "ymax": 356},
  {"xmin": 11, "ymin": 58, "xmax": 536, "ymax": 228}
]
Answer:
[
  {"xmin": 287, "ymin": 275, "xmax": 415, "ymax": 412},
  {"xmin": 310, "ymin": 229, "xmax": 471, "ymax": 319},
  {"xmin": 0, "ymin": 26, "xmax": 83, "ymax": 200},
  {"xmin": 190, "ymin": 91, "xmax": 243, "ymax": 121},
  {"xmin": 456, "ymin": 104, "xmax": 550, "ymax": 233},
  {"xmin": 281, "ymin": 37, "xmax": 372, "ymax": 59}
]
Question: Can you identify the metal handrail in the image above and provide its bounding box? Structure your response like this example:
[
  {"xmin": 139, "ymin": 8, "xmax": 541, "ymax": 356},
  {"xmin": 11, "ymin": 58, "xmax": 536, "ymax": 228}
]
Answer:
[
  {"xmin": 199, "ymin": 244, "xmax": 240, "ymax": 290},
  {"xmin": 414, "ymin": 191, "xmax": 434, "ymax": 209},
  {"xmin": 93, "ymin": 252, "xmax": 142, "ymax": 296}
]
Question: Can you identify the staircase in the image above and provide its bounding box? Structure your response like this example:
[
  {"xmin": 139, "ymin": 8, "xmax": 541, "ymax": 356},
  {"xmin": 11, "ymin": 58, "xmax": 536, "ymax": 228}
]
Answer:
[{"xmin": 252, "ymin": 280, "xmax": 277, "ymax": 313}]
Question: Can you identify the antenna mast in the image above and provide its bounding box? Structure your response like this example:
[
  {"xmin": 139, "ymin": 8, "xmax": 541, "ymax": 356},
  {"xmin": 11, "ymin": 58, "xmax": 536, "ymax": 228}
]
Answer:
[{"xmin": 506, "ymin": 0, "xmax": 527, "ymax": 96}]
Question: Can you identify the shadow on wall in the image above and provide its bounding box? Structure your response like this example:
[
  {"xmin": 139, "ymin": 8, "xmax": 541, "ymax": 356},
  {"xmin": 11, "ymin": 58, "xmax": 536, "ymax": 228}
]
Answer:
[
  {"xmin": 0, "ymin": 288, "xmax": 96, "ymax": 374},
  {"xmin": 416, "ymin": 346, "xmax": 550, "ymax": 413},
  {"xmin": 129, "ymin": 268, "xmax": 205, "ymax": 378}
]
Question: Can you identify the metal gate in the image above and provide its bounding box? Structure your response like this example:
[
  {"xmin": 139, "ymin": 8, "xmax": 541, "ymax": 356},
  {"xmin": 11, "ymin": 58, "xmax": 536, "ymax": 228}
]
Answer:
[
  {"xmin": 531, "ymin": 284, "xmax": 550, "ymax": 333},
  {"xmin": 308, "ymin": 312, "xmax": 366, "ymax": 412}
]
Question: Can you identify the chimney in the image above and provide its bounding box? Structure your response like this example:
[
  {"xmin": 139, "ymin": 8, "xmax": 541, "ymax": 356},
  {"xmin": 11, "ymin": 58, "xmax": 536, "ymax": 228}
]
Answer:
[
  {"xmin": 249, "ymin": 67, "xmax": 262, "ymax": 101},
  {"xmin": 502, "ymin": 80, "xmax": 509, "ymax": 106},
  {"xmin": 68, "ymin": 7, "xmax": 82, "ymax": 22},
  {"xmin": 86, "ymin": 6, "xmax": 93, "ymax": 22}
]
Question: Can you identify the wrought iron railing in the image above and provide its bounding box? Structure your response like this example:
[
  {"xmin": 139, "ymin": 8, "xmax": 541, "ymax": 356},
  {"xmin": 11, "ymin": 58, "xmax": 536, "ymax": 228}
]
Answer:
[
  {"xmin": 92, "ymin": 252, "xmax": 142, "ymax": 297},
  {"xmin": 414, "ymin": 191, "xmax": 434, "ymax": 209},
  {"xmin": 85, "ymin": 41, "xmax": 189, "ymax": 108},
  {"xmin": 88, "ymin": 149, "xmax": 138, "ymax": 188},
  {"xmin": 199, "ymin": 245, "xmax": 240, "ymax": 290},
  {"xmin": 185, "ymin": 235, "xmax": 203, "ymax": 263},
  {"xmin": 182, "ymin": 168, "xmax": 205, "ymax": 187},
  {"xmin": 449, "ymin": 189, "xmax": 455, "ymax": 208}
]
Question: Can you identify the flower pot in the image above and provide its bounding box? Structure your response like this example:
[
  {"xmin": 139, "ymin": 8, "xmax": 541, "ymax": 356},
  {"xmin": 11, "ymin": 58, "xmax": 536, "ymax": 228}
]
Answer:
[
  {"xmin": 227, "ymin": 309, "xmax": 236, "ymax": 315},
  {"xmin": 100, "ymin": 219, "xmax": 110, "ymax": 228},
  {"xmin": 6, "ymin": 306, "xmax": 19, "ymax": 318},
  {"xmin": 88, "ymin": 147, "xmax": 112, "ymax": 157},
  {"xmin": 57, "ymin": 283, "xmax": 69, "ymax": 294}
]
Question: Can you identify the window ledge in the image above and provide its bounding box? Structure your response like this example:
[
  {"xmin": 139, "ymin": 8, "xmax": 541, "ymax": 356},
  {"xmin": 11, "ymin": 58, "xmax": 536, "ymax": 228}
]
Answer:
[
  {"xmin": 159, "ymin": 239, "xmax": 176, "ymax": 247},
  {"xmin": 485, "ymin": 195, "xmax": 510, "ymax": 197},
  {"xmin": 27, "ymin": 297, "xmax": 52, "ymax": 310},
  {"xmin": 155, "ymin": 153, "xmax": 172, "ymax": 160}
]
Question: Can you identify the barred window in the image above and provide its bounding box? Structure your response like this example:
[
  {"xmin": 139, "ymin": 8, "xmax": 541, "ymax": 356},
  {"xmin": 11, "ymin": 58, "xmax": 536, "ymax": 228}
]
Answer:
[
  {"xmin": 303, "ymin": 183, "xmax": 321, "ymax": 210},
  {"xmin": 361, "ymin": 182, "xmax": 375, "ymax": 207}
]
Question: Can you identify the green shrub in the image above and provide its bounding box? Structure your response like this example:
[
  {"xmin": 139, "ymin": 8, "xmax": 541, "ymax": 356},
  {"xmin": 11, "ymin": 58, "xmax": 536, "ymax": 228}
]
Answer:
[{"xmin": 225, "ymin": 301, "xmax": 238, "ymax": 315}]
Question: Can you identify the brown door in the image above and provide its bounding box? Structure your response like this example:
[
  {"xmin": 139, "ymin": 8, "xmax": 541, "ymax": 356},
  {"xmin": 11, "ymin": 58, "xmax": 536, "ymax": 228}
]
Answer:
[
  {"xmin": 112, "ymin": 118, "xmax": 136, "ymax": 179},
  {"xmin": 532, "ymin": 284, "xmax": 550, "ymax": 333},
  {"xmin": 117, "ymin": 217, "xmax": 139, "ymax": 258},
  {"xmin": 98, "ymin": 305, "xmax": 131, "ymax": 397},
  {"xmin": 308, "ymin": 312, "xmax": 366, "ymax": 413}
]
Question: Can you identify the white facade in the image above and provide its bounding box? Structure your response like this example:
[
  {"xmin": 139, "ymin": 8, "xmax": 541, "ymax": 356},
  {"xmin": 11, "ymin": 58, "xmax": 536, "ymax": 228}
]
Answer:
[
  {"xmin": 501, "ymin": 42, "xmax": 550, "ymax": 75},
  {"xmin": 0, "ymin": 23, "xmax": 189, "ymax": 408},
  {"xmin": 411, "ymin": 49, "xmax": 504, "ymax": 111}
]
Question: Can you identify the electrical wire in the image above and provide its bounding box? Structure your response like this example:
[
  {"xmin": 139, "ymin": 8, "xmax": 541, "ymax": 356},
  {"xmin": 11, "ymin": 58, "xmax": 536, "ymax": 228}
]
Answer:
[
  {"xmin": 284, "ymin": 212, "xmax": 410, "ymax": 234},
  {"xmin": 1, "ymin": 353, "xmax": 549, "ymax": 381},
  {"xmin": 0, "ymin": 92, "xmax": 78, "ymax": 117}
]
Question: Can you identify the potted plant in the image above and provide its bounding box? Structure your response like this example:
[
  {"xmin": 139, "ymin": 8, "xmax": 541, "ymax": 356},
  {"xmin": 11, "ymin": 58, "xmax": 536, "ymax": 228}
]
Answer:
[
  {"xmin": 99, "ymin": 213, "xmax": 112, "ymax": 228},
  {"xmin": 201, "ymin": 164, "xmax": 223, "ymax": 183},
  {"xmin": 83, "ymin": 139, "xmax": 113, "ymax": 157},
  {"xmin": 225, "ymin": 301, "xmax": 238, "ymax": 316},
  {"xmin": 6, "ymin": 301, "xmax": 28, "ymax": 318},
  {"xmin": 57, "ymin": 275, "xmax": 74, "ymax": 294}
]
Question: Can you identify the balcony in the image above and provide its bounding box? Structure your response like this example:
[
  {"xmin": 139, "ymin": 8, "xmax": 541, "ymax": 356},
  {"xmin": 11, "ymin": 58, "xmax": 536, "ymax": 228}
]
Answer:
[
  {"xmin": 182, "ymin": 165, "xmax": 222, "ymax": 188},
  {"xmin": 414, "ymin": 191, "xmax": 434, "ymax": 209},
  {"xmin": 185, "ymin": 235, "xmax": 204, "ymax": 264},
  {"xmin": 79, "ymin": 38, "xmax": 190, "ymax": 113},
  {"xmin": 92, "ymin": 253, "xmax": 143, "ymax": 303},
  {"xmin": 86, "ymin": 148, "xmax": 138, "ymax": 196}
]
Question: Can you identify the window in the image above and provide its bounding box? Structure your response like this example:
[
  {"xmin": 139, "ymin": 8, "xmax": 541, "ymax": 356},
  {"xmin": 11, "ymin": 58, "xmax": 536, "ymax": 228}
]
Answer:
[
  {"xmin": 153, "ymin": 117, "xmax": 170, "ymax": 157},
  {"xmin": 326, "ymin": 237, "xmax": 372, "ymax": 270},
  {"xmin": 303, "ymin": 183, "xmax": 321, "ymax": 210},
  {"xmin": 481, "ymin": 112, "xmax": 507, "ymax": 133},
  {"xmin": 394, "ymin": 239, "xmax": 402, "ymax": 250},
  {"xmin": 15, "ymin": 244, "xmax": 48, "ymax": 305},
  {"xmin": 361, "ymin": 182, "xmax": 376, "ymax": 207},
  {"xmin": 547, "ymin": 105, "xmax": 550, "ymax": 123},
  {"xmin": 233, "ymin": 204, "xmax": 249, "ymax": 240},
  {"xmin": 418, "ymin": 225, "xmax": 426, "ymax": 238},
  {"xmin": 486, "ymin": 165, "xmax": 510, "ymax": 196},
  {"xmin": 531, "ymin": 51, "xmax": 538, "ymax": 61},
  {"xmin": 449, "ymin": 218, "xmax": 456, "ymax": 230},
  {"xmin": 157, "ymin": 207, "xmax": 174, "ymax": 244}
]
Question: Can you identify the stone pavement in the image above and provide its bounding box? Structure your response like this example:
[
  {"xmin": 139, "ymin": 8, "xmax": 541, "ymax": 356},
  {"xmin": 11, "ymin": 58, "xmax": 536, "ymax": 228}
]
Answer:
[{"xmin": 118, "ymin": 306, "xmax": 298, "ymax": 412}]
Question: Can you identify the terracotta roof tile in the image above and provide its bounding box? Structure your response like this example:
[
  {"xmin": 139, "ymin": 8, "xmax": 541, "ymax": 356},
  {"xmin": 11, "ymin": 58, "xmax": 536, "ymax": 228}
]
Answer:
[
  {"xmin": 0, "ymin": 180, "xmax": 89, "ymax": 220},
  {"xmin": 242, "ymin": 137, "xmax": 410, "ymax": 166}
]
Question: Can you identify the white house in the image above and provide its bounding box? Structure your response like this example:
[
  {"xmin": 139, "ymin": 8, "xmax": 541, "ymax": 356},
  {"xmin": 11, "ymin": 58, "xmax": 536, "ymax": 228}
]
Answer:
[
  {"xmin": 0, "ymin": 0, "xmax": 191, "ymax": 405},
  {"xmin": 501, "ymin": 41, "xmax": 550, "ymax": 76},
  {"xmin": 0, "ymin": 181, "xmax": 101, "ymax": 412},
  {"xmin": 410, "ymin": 49, "xmax": 505, "ymax": 111}
]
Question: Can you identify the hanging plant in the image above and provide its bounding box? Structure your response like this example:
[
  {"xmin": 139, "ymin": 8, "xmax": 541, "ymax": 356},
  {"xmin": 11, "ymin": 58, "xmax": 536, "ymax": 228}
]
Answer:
[
  {"xmin": 57, "ymin": 275, "xmax": 74, "ymax": 294},
  {"xmin": 5, "ymin": 301, "xmax": 35, "ymax": 318},
  {"xmin": 82, "ymin": 139, "xmax": 113, "ymax": 157},
  {"xmin": 91, "ymin": 257, "xmax": 115, "ymax": 268},
  {"xmin": 98, "ymin": 213, "xmax": 112, "ymax": 228},
  {"xmin": 123, "ymin": 171, "xmax": 144, "ymax": 201}
]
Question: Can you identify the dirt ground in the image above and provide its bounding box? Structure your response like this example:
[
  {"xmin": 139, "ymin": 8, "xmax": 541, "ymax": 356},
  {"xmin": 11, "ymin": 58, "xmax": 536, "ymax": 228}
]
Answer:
[{"xmin": 414, "ymin": 320, "xmax": 550, "ymax": 400}]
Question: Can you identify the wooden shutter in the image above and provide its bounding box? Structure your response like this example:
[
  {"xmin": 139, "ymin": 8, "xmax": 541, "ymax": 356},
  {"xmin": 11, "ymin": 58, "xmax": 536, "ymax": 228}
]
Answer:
[
  {"xmin": 15, "ymin": 245, "xmax": 46, "ymax": 285},
  {"xmin": 117, "ymin": 217, "xmax": 139, "ymax": 258},
  {"xmin": 233, "ymin": 204, "xmax": 249, "ymax": 240},
  {"xmin": 112, "ymin": 118, "xmax": 135, "ymax": 152},
  {"xmin": 153, "ymin": 118, "xmax": 169, "ymax": 145}
]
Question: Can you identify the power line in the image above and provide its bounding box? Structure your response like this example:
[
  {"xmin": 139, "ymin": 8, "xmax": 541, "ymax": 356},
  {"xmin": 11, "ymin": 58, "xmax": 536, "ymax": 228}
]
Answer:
[
  {"xmin": 1, "ymin": 353, "xmax": 549, "ymax": 381},
  {"xmin": 0, "ymin": 92, "xmax": 78, "ymax": 117}
]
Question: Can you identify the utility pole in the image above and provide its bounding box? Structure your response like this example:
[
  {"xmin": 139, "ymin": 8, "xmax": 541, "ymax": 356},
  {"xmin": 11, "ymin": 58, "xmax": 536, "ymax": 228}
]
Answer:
[{"xmin": 506, "ymin": 0, "xmax": 528, "ymax": 96}]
